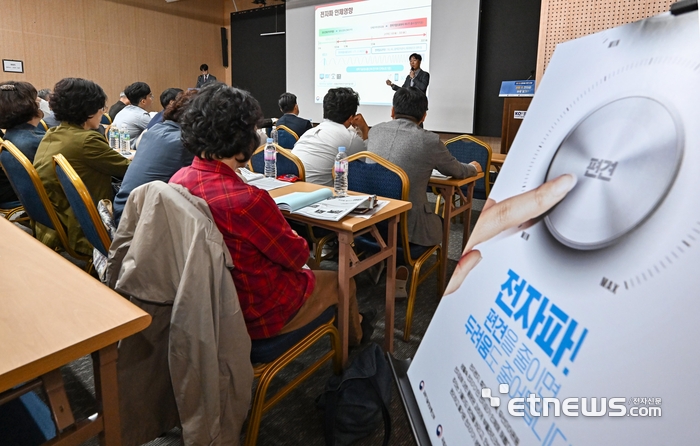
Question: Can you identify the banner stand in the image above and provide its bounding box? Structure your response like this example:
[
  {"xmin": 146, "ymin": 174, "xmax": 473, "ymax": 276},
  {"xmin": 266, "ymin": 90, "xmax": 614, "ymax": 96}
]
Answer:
[{"xmin": 387, "ymin": 354, "xmax": 430, "ymax": 446}]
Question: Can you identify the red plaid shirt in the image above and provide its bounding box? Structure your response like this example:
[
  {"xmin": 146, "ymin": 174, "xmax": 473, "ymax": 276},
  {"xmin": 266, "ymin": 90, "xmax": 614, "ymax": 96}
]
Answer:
[{"xmin": 170, "ymin": 157, "xmax": 315, "ymax": 339}]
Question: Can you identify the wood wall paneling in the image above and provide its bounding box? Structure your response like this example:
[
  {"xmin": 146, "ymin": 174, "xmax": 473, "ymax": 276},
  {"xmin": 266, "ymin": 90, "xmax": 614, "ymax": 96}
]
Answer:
[
  {"xmin": 536, "ymin": 0, "xmax": 675, "ymax": 84},
  {"xmin": 0, "ymin": 0, "xmax": 225, "ymax": 111}
]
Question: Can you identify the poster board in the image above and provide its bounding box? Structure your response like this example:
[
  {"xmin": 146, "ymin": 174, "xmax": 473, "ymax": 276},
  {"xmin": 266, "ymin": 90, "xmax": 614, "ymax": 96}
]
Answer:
[{"xmin": 406, "ymin": 8, "xmax": 700, "ymax": 445}]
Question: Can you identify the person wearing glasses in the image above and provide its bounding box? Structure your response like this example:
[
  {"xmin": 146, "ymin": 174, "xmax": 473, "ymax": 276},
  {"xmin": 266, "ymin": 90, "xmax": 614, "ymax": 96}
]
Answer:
[
  {"xmin": 111, "ymin": 81, "xmax": 154, "ymax": 147},
  {"xmin": 32, "ymin": 78, "xmax": 130, "ymax": 257}
]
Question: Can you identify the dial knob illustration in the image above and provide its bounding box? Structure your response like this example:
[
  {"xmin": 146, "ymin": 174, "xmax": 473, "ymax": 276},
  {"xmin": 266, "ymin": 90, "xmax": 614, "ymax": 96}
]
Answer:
[{"xmin": 544, "ymin": 96, "xmax": 683, "ymax": 250}]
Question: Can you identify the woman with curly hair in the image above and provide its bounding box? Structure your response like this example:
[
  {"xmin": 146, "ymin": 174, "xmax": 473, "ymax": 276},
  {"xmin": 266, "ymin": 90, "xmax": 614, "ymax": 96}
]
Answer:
[
  {"xmin": 170, "ymin": 83, "xmax": 369, "ymax": 344},
  {"xmin": 33, "ymin": 78, "xmax": 130, "ymax": 256},
  {"xmin": 0, "ymin": 81, "xmax": 45, "ymax": 205}
]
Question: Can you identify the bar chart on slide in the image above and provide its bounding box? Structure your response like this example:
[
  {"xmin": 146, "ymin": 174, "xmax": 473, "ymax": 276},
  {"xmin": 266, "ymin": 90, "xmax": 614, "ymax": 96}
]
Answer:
[{"xmin": 314, "ymin": 0, "xmax": 432, "ymax": 105}]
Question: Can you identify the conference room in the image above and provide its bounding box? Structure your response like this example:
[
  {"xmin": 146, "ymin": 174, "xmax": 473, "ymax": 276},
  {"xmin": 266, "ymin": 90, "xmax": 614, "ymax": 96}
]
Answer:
[{"xmin": 0, "ymin": 0, "xmax": 692, "ymax": 445}]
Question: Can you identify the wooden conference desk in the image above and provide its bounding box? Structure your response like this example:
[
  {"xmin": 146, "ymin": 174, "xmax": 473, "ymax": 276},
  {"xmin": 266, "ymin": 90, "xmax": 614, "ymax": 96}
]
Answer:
[
  {"xmin": 268, "ymin": 182, "xmax": 411, "ymax": 365},
  {"xmin": 0, "ymin": 219, "xmax": 151, "ymax": 445},
  {"xmin": 428, "ymin": 172, "xmax": 484, "ymax": 293},
  {"xmin": 491, "ymin": 153, "xmax": 506, "ymax": 171}
]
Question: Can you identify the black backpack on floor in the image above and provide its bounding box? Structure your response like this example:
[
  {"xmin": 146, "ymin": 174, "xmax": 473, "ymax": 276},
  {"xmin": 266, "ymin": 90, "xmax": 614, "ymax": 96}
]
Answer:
[{"xmin": 317, "ymin": 343, "xmax": 392, "ymax": 446}]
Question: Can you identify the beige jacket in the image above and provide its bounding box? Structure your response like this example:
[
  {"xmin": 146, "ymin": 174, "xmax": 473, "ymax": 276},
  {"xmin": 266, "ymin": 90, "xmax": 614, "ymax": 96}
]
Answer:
[{"xmin": 106, "ymin": 181, "xmax": 253, "ymax": 446}]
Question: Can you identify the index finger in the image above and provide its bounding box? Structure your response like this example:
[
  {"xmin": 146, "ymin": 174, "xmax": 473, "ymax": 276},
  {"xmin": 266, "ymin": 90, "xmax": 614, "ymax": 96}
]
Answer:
[{"xmin": 464, "ymin": 174, "xmax": 577, "ymax": 252}]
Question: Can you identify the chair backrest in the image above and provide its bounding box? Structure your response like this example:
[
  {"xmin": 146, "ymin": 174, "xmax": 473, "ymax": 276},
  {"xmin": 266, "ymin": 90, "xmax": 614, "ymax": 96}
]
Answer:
[
  {"xmin": 346, "ymin": 151, "xmax": 416, "ymax": 260},
  {"xmin": 101, "ymin": 113, "xmax": 112, "ymax": 125},
  {"xmin": 444, "ymin": 135, "xmax": 492, "ymax": 199},
  {"xmin": 52, "ymin": 154, "xmax": 112, "ymax": 257},
  {"xmin": 276, "ymin": 125, "xmax": 299, "ymax": 149},
  {"xmin": 249, "ymin": 143, "xmax": 306, "ymax": 180},
  {"xmin": 0, "ymin": 140, "xmax": 61, "ymax": 231},
  {"xmin": 39, "ymin": 119, "xmax": 49, "ymax": 131}
]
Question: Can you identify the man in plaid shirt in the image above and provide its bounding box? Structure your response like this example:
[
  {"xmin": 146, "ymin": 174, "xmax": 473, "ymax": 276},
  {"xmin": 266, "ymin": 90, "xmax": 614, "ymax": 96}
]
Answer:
[{"xmin": 170, "ymin": 83, "xmax": 365, "ymax": 344}]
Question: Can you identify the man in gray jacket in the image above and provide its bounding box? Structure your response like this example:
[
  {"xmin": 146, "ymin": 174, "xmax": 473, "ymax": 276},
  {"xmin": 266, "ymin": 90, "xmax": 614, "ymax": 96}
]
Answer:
[{"xmin": 367, "ymin": 87, "xmax": 481, "ymax": 247}]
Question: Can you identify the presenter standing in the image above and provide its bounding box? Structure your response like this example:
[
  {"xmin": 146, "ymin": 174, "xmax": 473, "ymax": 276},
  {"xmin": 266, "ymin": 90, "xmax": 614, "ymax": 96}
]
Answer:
[
  {"xmin": 386, "ymin": 53, "xmax": 430, "ymax": 94},
  {"xmin": 196, "ymin": 64, "xmax": 217, "ymax": 88}
]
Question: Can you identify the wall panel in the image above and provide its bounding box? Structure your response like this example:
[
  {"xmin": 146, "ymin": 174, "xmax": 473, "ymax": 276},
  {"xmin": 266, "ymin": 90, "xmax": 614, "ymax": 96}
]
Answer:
[
  {"xmin": 536, "ymin": 0, "xmax": 675, "ymax": 83},
  {"xmin": 0, "ymin": 0, "xmax": 225, "ymax": 111}
]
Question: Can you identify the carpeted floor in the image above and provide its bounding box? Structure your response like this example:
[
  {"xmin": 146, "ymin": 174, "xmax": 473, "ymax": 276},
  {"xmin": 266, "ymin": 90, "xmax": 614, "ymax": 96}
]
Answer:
[{"xmin": 54, "ymin": 201, "xmax": 484, "ymax": 446}]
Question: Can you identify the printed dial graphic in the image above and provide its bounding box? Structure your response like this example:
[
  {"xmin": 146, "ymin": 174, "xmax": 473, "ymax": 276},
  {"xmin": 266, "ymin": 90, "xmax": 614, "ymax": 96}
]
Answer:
[
  {"xmin": 512, "ymin": 54, "xmax": 700, "ymax": 292},
  {"xmin": 544, "ymin": 96, "xmax": 683, "ymax": 250}
]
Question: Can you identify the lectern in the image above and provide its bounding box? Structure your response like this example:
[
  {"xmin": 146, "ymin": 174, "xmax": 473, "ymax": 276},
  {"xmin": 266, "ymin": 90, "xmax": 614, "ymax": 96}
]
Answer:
[{"xmin": 499, "ymin": 80, "xmax": 534, "ymax": 154}]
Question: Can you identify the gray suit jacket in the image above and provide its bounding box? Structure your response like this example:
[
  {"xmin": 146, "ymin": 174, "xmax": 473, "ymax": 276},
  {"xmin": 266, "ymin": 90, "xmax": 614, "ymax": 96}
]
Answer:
[
  {"xmin": 196, "ymin": 73, "xmax": 217, "ymax": 88},
  {"xmin": 368, "ymin": 118, "xmax": 477, "ymax": 246},
  {"xmin": 391, "ymin": 69, "xmax": 430, "ymax": 93}
]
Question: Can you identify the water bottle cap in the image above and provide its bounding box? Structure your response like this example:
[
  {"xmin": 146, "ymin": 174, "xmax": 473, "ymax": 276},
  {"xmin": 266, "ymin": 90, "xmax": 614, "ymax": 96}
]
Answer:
[
  {"xmin": 267, "ymin": 138, "xmax": 274, "ymax": 143},
  {"xmin": 338, "ymin": 146, "xmax": 346, "ymax": 152}
]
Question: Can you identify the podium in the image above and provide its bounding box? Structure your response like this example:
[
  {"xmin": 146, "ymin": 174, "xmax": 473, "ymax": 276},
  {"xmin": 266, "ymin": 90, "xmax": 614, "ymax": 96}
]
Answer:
[{"xmin": 499, "ymin": 80, "xmax": 534, "ymax": 154}]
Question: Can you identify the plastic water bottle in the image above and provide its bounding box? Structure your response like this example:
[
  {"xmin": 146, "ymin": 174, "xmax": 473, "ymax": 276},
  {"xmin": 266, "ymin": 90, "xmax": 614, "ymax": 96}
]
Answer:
[
  {"xmin": 109, "ymin": 126, "xmax": 119, "ymax": 149},
  {"xmin": 271, "ymin": 125, "xmax": 278, "ymax": 145},
  {"xmin": 119, "ymin": 125, "xmax": 131, "ymax": 155},
  {"xmin": 334, "ymin": 146, "xmax": 348, "ymax": 197},
  {"xmin": 264, "ymin": 138, "xmax": 277, "ymax": 178}
]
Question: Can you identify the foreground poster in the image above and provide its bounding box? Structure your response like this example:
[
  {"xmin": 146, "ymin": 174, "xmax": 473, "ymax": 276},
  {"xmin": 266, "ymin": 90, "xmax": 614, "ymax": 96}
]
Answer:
[{"xmin": 408, "ymin": 9, "xmax": 700, "ymax": 445}]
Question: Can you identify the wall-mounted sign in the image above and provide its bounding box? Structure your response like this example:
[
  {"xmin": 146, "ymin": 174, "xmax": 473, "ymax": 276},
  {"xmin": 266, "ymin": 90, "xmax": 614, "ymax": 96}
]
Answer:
[{"xmin": 3, "ymin": 60, "xmax": 24, "ymax": 73}]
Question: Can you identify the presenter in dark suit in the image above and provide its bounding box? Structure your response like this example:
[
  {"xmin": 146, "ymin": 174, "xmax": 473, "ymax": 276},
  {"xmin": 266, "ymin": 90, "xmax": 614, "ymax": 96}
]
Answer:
[
  {"xmin": 196, "ymin": 64, "xmax": 217, "ymax": 88},
  {"xmin": 386, "ymin": 53, "xmax": 429, "ymax": 94}
]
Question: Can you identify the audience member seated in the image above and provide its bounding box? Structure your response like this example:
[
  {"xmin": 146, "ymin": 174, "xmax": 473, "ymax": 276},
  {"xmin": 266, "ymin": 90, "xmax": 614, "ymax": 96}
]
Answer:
[
  {"xmin": 275, "ymin": 92, "xmax": 313, "ymax": 138},
  {"xmin": 111, "ymin": 82, "xmax": 153, "ymax": 146},
  {"xmin": 146, "ymin": 87, "xmax": 183, "ymax": 130},
  {"xmin": 368, "ymin": 87, "xmax": 482, "ymax": 247},
  {"xmin": 170, "ymin": 83, "xmax": 367, "ymax": 344},
  {"xmin": 113, "ymin": 90, "xmax": 196, "ymax": 225},
  {"xmin": 0, "ymin": 81, "xmax": 46, "ymax": 204},
  {"xmin": 108, "ymin": 90, "xmax": 129, "ymax": 120},
  {"xmin": 292, "ymin": 87, "xmax": 368, "ymax": 186},
  {"xmin": 37, "ymin": 88, "xmax": 59, "ymax": 128},
  {"xmin": 33, "ymin": 78, "xmax": 130, "ymax": 256}
]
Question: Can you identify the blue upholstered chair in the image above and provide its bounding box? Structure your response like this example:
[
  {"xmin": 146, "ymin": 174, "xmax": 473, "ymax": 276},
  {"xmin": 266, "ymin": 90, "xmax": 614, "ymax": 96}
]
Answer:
[
  {"xmin": 52, "ymin": 154, "xmax": 111, "ymax": 257},
  {"xmin": 101, "ymin": 113, "xmax": 112, "ymax": 125},
  {"xmin": 0, "ymin": 199, "xmax": 25, "ymax": 221},
  {"xmin": 444, "ymin": 135, "xmax": 495, "ymax": 200},
  {"xmin": 347, "ymin": 151, "xmax": 442, "ymax": 341},
  {"xmin": 276, "ymin": 125, "xmax": 299, "ymax": 149},
  {"xmin": 0, "ymin": 140, "xmax": 91, "ymax": 264},
  {"xmin": 246, "ymin": 306, "xmax": 340, "ymax": 445},
  {"xmin": 249, "ymin": 143, "xmax": 305, "ymax": 180}
]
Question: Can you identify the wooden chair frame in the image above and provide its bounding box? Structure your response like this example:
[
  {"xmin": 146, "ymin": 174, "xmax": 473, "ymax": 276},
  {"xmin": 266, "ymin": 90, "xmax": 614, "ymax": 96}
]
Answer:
[
  {"xmin": 52, "ymin": 154, "xmax": 112, "ymax": 257},
  {"xmin": 245, "ymin": 317, "xmax": 341, "ymax": 446},
  {"xmin": 0, "ymin": 140, "xmax": 92, "ymax": 265},
  {"xmin": 435, "ymin": 135, "xmax": 493, "ymax": 219},
  {"xmin": 247, "ymin": 143, "xmax": 306, "ymax": 180},
  {"xmin": 347, "ymin": 151, "xmax": 443, "ymax": 341},
  {"xmin": 275, "ymin": 124, "xmax": 299, "ymax": 149}
]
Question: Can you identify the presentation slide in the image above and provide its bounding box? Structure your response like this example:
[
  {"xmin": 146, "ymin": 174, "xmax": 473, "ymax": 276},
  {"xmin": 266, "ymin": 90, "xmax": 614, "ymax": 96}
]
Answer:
[
  {"xmin": 314, "ymin": 0, "xmax": 432, "ymax": 106},
  {"xmin": 286, "ymin": 0, "xmax": 480, "ymax": 133}
]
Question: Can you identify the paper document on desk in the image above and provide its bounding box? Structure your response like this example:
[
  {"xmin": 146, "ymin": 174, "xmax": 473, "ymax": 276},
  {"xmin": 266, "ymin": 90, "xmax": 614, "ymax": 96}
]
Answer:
[
  {"xmin": 249, "ymin": 177, "xmax": 294, "ymax": 191},
  {"xmin": 292, "ymin": 194, "xmax": 374, "ymax": 221},
  {"xmin": 237, "ymin": 167, "xmax": 263, "ymax": 182},
  {"xmin": 430, "ymin": 169, "xmax": 451, "ymax": 179}
]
